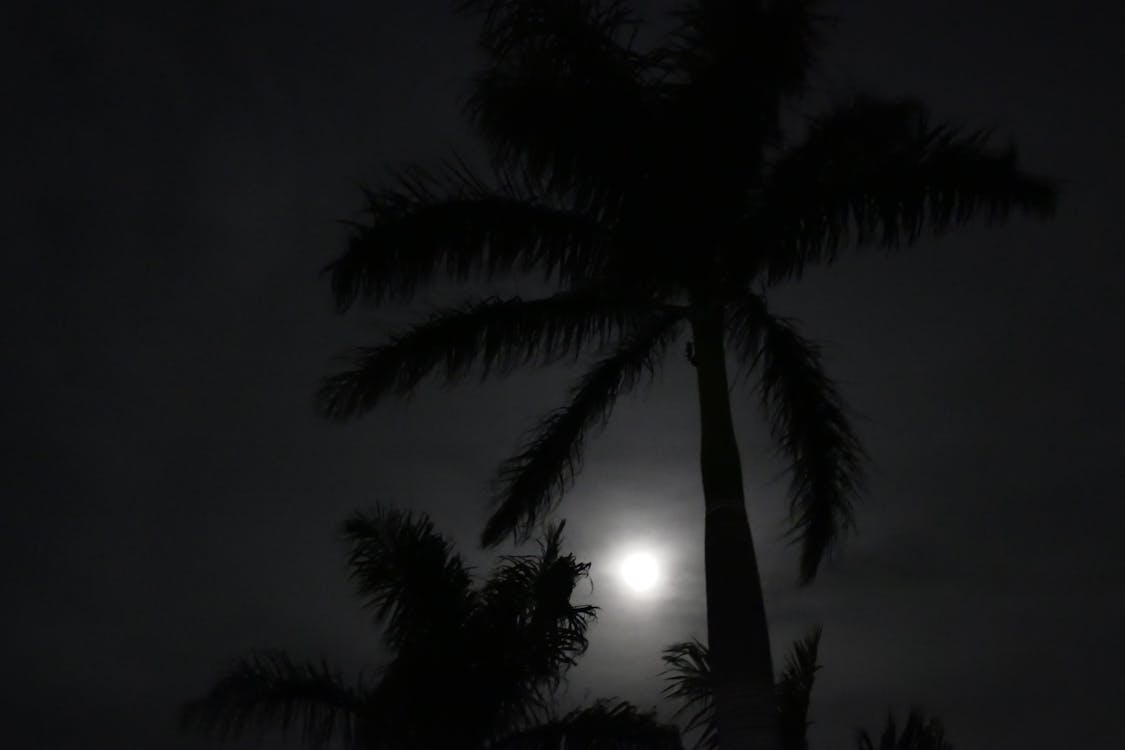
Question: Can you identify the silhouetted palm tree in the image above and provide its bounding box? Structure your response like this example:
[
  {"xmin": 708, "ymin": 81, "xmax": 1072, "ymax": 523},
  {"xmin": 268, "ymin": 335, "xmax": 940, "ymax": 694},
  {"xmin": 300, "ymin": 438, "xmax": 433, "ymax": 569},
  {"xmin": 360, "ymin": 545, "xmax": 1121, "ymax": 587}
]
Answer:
[
  {"xmin": 663, "ymin": 633, "xmax": 953, "ymax": 750},
  {"xmin": 663, "ymin": 628, "xmax": 822, "ymax": 750},
  {"xmin": 855, "ymin": 711, "xmax": 952, "ymax": 750},
  {"xmin": 494, "ymin": 699, "xmax": 683, "ymax": 749},
  {"xmin": 181, "ymin": 508, "xmax": 681, "ymax": 749},
  {"xmin": 318, "ymin": 2, "xmax": 1057, "ymax": 747}
]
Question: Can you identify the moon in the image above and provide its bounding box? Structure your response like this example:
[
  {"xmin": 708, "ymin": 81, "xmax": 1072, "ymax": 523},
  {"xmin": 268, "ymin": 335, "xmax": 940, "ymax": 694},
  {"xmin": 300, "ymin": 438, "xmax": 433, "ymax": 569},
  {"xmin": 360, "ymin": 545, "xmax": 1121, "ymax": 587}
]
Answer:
[{"xmin": 620, "ymin": 552, "xmax": 660, "ymax": 592}]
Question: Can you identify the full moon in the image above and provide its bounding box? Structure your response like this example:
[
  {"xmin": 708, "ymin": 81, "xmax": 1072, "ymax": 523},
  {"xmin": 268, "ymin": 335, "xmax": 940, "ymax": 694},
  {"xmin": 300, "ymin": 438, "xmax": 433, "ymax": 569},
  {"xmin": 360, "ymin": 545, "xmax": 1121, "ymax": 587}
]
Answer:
[{"xmin": 620, "ymin": 552, "xmax": 659, "ymax": 592}]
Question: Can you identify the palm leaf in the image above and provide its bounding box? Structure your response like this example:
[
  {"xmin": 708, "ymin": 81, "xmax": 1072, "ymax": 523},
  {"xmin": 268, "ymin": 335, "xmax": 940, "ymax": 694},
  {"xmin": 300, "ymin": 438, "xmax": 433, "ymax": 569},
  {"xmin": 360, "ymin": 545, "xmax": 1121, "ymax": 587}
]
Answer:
[
  {"xmin": 179, "ymin": 651, "xmax": 362, "ymax": 749},
  {"xmin": 342, "ymin": 507, "xmax": 473, "ymax": 649},
  {"xmin": 661, "ymin": 639, "xmax": 717, "ymax": 750},
  {"xmin": 667, "ymin": 0, "xmax": 827, "ymax": 90},
  {"xmin": 729, "ymin": 294, "xmax": 864, "ymax": 584},
  {"xmin": 462, "ymin": 0, "xmax": 650, "ymax": 206},
  {"xmin": 776, "ymin": 626, "xmax": 822, "ymax": 750},
  {"xmin": 494, "ymin": 699, "xmax": 684, "ymax": 750},
  {"xmin": 463, "ymin": 0, "xmax": 640, "ymax": 58},
  {"xmin": 327, "ymin": 159, "xmax": 609, "ymax": 308},
  {"xmin": 757, "ymin": 94, "xmax": 1059, "ymax": 283},
  {"xmin": 662, "ymin": 628, "xmax": 822, "ymax": 750},
  {"xmin": 318, "ymin": 287, "xmax": 659, "ymax": 420},
  {"xmin": 484, "ymin": 522, "xmax": 598, "ymax": 673},
  {"xmin": 661, "ymin": 0, "xmax": 829, "ymax": 180},
  {"xmin": 856, "ymin": 710, "xmax": 953, "ymax": 750},
  {"xmin": 468, "ymin": 59, "xmax": 651, "ymax": 210},
  {"xmin": 482, "ymin": 310, "xmax": 685, "ymax": 546},
  {"xmin": 477, "ymin": 522, "xmax": 598, "ymax": 723}
]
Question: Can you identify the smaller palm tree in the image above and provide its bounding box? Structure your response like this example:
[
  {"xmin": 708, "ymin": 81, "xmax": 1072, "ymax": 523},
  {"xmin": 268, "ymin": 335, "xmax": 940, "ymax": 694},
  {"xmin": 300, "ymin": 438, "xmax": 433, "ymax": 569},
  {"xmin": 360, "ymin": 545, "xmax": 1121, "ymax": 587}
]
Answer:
[
  {"xmin": 494, "ymin": 699, "xmax": 683, "ymax": 749},
  {"xmin": 181, "ymin": 507, "xmax": 681, "ymax": 749},
  {"xmin": 662, "ymin": 628, "xmax": 823, "ymax": 750},
  {"xmin": 855, "ymin": 711, "xmax": 952, "ymax": 750},
  {"xmin": 662, "ymin": 633, "xmax": 954, "ymax": 750}
]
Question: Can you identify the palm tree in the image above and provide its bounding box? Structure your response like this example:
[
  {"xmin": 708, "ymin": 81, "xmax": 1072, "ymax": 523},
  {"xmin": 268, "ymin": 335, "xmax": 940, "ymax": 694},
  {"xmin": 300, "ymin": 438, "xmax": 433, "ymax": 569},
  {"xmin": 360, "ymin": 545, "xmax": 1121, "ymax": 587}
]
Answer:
[
  {"xmin": 855, "ymin": 711, "xmax": 952, "ymax": 750},
  {"xmin": 317, "ymin": 2, "xmax": 1058, "ymax": 747},
  {"xmin": 662, "ymin": 632, "xmax": 954, "ymax": 750},
  {"xmin": 181, "ymin": 508, "xmax": 681, "ymax": 749},
  {"xmin": 663, "ymin": 628, "xmax": 822, "ymax": 750}
]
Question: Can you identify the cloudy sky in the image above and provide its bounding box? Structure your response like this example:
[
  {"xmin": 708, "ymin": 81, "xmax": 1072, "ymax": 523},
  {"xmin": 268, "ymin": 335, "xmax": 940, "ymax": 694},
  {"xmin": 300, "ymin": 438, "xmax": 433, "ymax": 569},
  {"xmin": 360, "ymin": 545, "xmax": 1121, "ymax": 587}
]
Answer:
[{"xmin": 5, "ymin": 1, "xmax": 1124, "ymax": 748}]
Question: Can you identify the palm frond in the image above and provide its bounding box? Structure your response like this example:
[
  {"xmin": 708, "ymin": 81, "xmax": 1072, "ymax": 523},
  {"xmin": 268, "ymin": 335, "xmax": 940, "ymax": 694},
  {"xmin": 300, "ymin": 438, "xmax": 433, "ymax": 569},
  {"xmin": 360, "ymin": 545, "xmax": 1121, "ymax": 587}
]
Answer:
[
  {"xmin": 482, "ymin": 310, "xmax": 684, "ymax": 546},
  {"xmin": 660, "ymin": 0, "xmax": 829, "ymax": 179},
  {"xmin": 455, "ymin": 522, "xmax": 600, "ymax": 731},
  {"xmin": 776, "ymin": 627, "xmax": 822, "ymax": 750},
  {"xmin": 318, "ymin": 288, "xmax": 659, "ymax": 420},
  {"xmin": 494, "ymin": 699, "xmax": 684, "ymax": 750},
  {"xmin": 856, "ymin": 710, "xmax": 953, "ymax": 750},
  {"xmin": 468, "ymin": 60, "xmax": 651, "ymax": 210},
  {"xmin": 756, "ymin": 94, "xmax": 1059, "ymax": 282},
  {"xmin": 667, "ymin": 0, "xmax": 827, "ymax": 91},
  {"xmin": 180, "ymin": 651, "xmax": 362, "ymax": 749},
  {"xmin": 481, "ymin": 522, "xmax": 597, "ymax": 690},
  {"xmin": 463, "ymin": 0, "xmax": 640, "ymax": 51},
  {"xmin": 661, "ymin": 639, "xmax": 717, "ymax": 750},
  {"xmin": 341, "ymin": 507, "xmax": 473, "ymax": 649},
  {"xmin": 462, "ymin": 0, "xmax": 650, "ymax": 205},
  {"xmin": 327, "ymin": 159, "xmax": 609, "ymax": 308},
  {"xmin": 728, "ymin": 294, "xmax": 864, "ymax": 584},
  {"xmin": 663, "ymin": 628, "xmax": 823, "ymax": 750}
]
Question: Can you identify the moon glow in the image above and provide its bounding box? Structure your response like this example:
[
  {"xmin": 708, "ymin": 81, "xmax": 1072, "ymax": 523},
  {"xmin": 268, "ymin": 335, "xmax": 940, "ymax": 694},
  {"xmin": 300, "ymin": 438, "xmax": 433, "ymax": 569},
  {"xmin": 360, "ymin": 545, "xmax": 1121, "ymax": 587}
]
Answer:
[{"xmin": 620, "ymin": 552, "xmax": 659, "ymax": 592}]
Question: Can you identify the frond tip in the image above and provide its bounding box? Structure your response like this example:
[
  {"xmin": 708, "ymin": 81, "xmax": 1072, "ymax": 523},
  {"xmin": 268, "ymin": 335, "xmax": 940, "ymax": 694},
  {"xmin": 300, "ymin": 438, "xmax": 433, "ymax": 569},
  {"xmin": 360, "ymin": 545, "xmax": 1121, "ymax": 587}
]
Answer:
[
  {"xmin": 730, "ymin": 295, "xmax": 864, "ymax": 583},
  {"xmin": 482, "ymin": 310, "xmax": 684, "ymax": 547}
]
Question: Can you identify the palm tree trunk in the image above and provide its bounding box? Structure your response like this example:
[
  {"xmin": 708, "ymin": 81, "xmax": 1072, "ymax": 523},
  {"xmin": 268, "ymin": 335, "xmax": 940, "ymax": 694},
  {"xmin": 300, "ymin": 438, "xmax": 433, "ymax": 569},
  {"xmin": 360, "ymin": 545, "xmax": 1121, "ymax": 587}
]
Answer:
[{"xmin": 691, "ymin": 308, "xmax": 781, "ymax": 750}]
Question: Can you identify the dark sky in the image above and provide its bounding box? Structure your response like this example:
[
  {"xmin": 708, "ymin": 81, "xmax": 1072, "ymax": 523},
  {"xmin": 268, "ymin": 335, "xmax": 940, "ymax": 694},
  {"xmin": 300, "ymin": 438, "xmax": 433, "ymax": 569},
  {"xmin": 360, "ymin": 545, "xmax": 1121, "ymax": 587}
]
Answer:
[{"xmin": 5, "ymin": 1, "xmax": 1124, "ymax": 748}]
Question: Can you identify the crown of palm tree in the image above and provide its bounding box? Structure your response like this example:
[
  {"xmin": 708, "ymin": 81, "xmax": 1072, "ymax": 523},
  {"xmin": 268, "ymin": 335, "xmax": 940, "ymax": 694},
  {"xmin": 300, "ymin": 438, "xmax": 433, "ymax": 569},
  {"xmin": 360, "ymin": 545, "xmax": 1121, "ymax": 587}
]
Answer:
[
  {"xmin": 856, "ymin": 711, "xmax": 953, "ymax": 750},
  {"xmin": 318, "ymin": 0, "xmax": 1055, "ymax": 584},
  {"xmin": 181, "ymin": 508, "xmax": 681, "ymax": 749}
]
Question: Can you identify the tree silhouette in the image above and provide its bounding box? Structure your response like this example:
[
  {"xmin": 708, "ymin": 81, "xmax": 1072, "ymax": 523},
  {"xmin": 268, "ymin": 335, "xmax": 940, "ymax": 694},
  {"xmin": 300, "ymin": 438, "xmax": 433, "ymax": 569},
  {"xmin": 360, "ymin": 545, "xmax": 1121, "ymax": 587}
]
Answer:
[
  {"xmin": 318, "ymin": 2, "xmax": 1057, "ymax": 747},
  {"xmin": 663, "ymin": 628, "xmax": 822, "ymax": 750},
  {"xmin": 181, "ymin": 508, "xmax": 681, "ymax": 749},
  {"xmin": 855, "ymin": 711, "xmax": 953, "ymax": 750},
  {"xmin": 662, "ymin": 632, "xmax": 953, "ymax": 750}
]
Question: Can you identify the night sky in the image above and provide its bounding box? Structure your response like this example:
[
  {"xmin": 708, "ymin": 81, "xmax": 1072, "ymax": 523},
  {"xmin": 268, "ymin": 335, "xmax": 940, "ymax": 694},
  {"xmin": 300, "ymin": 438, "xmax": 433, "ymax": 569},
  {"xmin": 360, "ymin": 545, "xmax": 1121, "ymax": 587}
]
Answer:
[{"xmin": 6, "ymin": 2, "xmax": 1125, "ymax": 748}]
